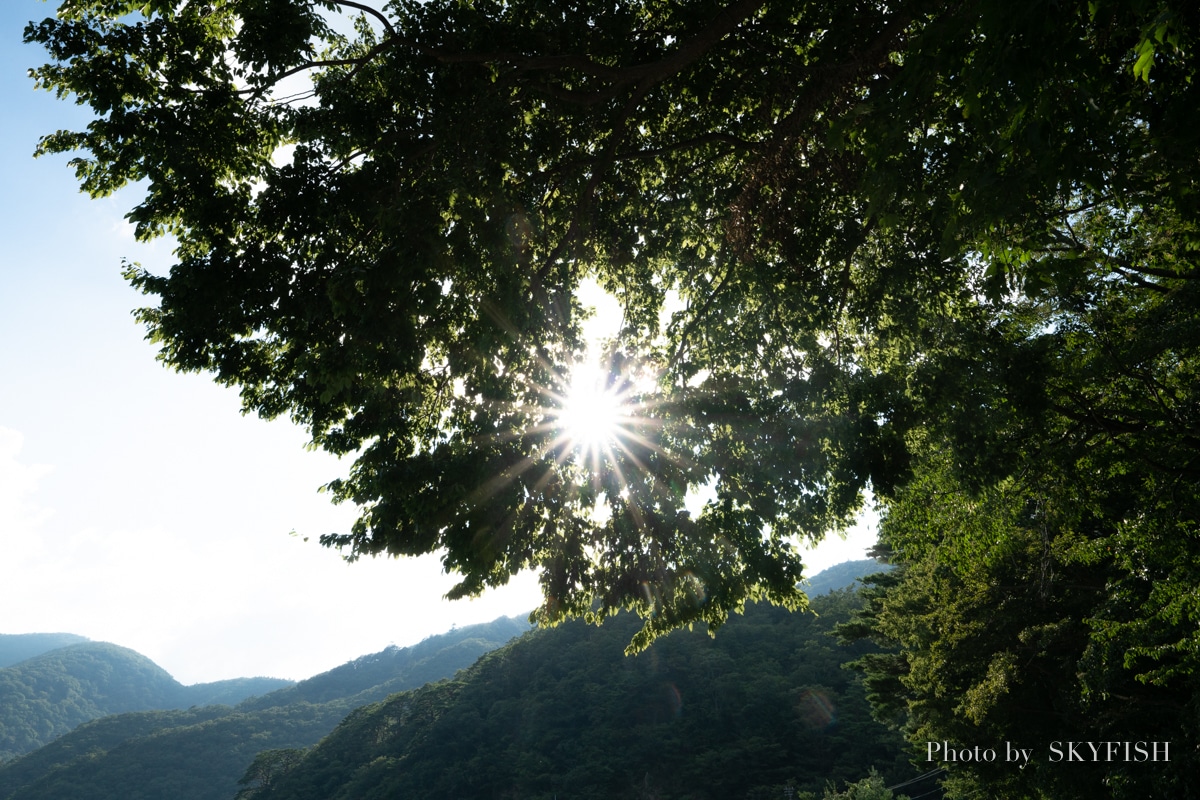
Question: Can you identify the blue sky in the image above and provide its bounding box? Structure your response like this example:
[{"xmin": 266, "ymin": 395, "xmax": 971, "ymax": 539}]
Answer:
[{"xmin": 0, "ymin": 1, "xmax": 873, "ymax": 684}]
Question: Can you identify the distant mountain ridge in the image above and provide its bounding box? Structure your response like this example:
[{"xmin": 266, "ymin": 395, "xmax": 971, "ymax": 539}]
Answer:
[
  {"xmin": 0, "ymin": 635, "xmax": 90, "ymax": 669},
  {"xmin": 803, "ymin": 558, "xmax": 892, "ymax": 596},
  {"xmin": 0, "ymin": 642, "xmax": 292, "ymax": 762},
  {"xmin": 240, "ymin": 615, "xmax": 530, "ymax": 711},
  {"xmin": 0, "ymin": 616, "xmax": 531, "ymax": 800}
]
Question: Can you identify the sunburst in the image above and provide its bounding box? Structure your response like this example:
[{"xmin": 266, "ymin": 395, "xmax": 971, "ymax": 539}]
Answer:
[
  {"xmin": 464, "ymin": 352, "xmax": 662, "ymax": 512},
  {"xmin": 552, "ymin": 361, "xmax": 637, "ymax": 467}
]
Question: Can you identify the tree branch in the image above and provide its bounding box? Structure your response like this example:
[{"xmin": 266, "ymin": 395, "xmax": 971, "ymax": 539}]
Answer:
[
  {"xmin": 239, "ymin": 37, "xmax": 399, "ymax": 98},
  {"xmin": 330, "ymin": 0, "xmax": 398, "ymax": 38}
]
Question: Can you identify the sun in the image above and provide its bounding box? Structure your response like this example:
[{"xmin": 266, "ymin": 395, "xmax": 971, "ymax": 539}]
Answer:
[{"xmin": 554, "ymin": 361, "xmax": 632, "ymax": 460}]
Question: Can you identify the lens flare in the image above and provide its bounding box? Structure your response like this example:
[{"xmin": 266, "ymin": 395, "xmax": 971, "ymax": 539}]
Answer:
[
  {"xmin": 795, "ymin": 688, "xmax": 837, "ymax": 729},
  {"xmin": 553, "ymin": 361, "xmax": 635, "ymax": 461}
]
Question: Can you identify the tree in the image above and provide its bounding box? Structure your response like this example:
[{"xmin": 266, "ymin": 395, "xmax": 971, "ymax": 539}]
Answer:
[
  {"xmin": 236, "ymin": 748, "xmax": 308, "ymax": 799},
  {"xmin": 25, "ymin": 0, "xmax": 1200, "ymax": 670},
  {"xmin": 832, "ymin": 95, "xmax": 1200, "ymax": 793},
  {"xmin": 823, "ymin": 769, "xmax": 908, "ymax": 800}
]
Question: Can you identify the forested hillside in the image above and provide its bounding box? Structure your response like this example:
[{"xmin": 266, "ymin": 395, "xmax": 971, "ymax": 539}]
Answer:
[
  {"xmin": 802, "ymin": 559, "xmax": 891, "ymax": 598},
  {"xmin": 239, "ymin": 615, "xmax": 530, "ymax": 711},
  {"xmin": 248, "ymin": 590, "xmax": 914, "ymax": 800},
  {"xmin": 0, "ymin": 617, "xmax": 529, "ymax": 800},
  {"xmin": 0, "ymin": 642, "xmax": 292, "ymax": 762}
]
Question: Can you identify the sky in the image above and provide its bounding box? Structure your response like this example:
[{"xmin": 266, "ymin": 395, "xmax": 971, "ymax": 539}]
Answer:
[{"xmin": 0, "ymin": 1, "xmax": 875, "ymax": 685}]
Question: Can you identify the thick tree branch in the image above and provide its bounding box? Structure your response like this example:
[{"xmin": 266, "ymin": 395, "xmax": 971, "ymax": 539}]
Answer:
[
  {"xmin": 1121, "ymin": 262, "xmax": 1200, "ymax": 281},
  {"xmin": 1111, "ymin": 265, "xmax": 1171, "ymax": 293}
]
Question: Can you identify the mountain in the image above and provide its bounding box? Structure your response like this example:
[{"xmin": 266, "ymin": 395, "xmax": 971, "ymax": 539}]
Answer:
[
  {"xmin": 0, "ymin": 635, "xmax": 90, "ymax": 669},
  {"xmin": 239, "ymin": 615, "xmax": 530, "ymax": 711},
  {"xmin": 0, "ymin": 642, "xmax": 292, "ymax": 763},
  {"xmin": 177, "ymin": 677, "xmax": 303, "ymax": 708},
  {"xmin": 0, "ymin": 616, "xmax": 530, "ymax": 800},
  {"xmin": 0, "ymin": 562, "xmax": 900, "ymax": 800},
  {"xmin": 247, "ymin": 589, "xmax": 915, "ymax": 800},
  {"xmin": 803, "ymin": 558, "xmax": 892, "ymax": 596},
  {"xmin": 0, "ymin": 642, "xmax": 189, "ymax": 762}
]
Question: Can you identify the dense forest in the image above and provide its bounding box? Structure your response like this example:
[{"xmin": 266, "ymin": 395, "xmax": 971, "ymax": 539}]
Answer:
[
  {"xmin": 247, "ymin": 584, "xmax": 915, "ymax": 800},
  {"xmin": 0, "ymin": 617, "xmax": 529, "ymax": 800}
]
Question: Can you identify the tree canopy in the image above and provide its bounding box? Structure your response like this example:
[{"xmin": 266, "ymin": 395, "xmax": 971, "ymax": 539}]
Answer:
[{"xmin": 26, "ymin": 0, "xmax": 1200, "ymax": 678}]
